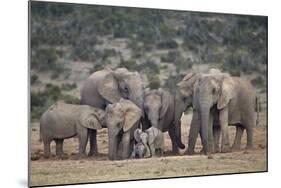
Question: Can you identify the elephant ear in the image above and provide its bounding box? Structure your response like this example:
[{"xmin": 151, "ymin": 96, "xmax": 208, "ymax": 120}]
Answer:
[
  {"xmin": 158, "ymin": 88, "xmax": 170, "ymax": 120},
  {"xmin": 177, "ymin": 72, "xmax": 199, "ymax": 97},
  {"xmin": 98, "ymin": 71, "xmax": 122, "ymax": 104},
  {"xmin": 134, "ymin": 128, "xmax": 142, "ymax": 143},
  {"xmin": 192, "ymin": 80, "xmax": 200, "ymax": 110},
  {"xmin": 78, "ymin": 107, "xmax": 103, "ymax": 130},
  {"xmin": 217, "ymin": 75, "xmax": 235, "ymax": 110},
  {"xmin": 122, "ymin": 100, "xmax": 142, "ymax": 132}
]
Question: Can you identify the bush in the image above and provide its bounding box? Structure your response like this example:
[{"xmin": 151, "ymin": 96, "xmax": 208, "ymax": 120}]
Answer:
[
  {"xmin": 251, "ymin": 76, "xmax": 265, "ymax": 88},
  {"xmin": 31, "ymin": 74, "xmax": 38, "ymax": 85},
  {"xmin": 119, "ymin": 59, "xmax": 137, "ymax": 70},
  {"xmin": 61, "ymin": 95, "xmax": 80, "ymax": 104},
  {"xmin": 157, "ymin": 39, "xmax": 178, "ymax": 49},
  {"xmin": 31, "ymin": 83, "xmax": 80, "ymax": 120},
  {"xmin": 148, "ymin": 75, "xmax": 161, "ymax": 89},
  {"xmin": 61, "ymin": 83, "xmax": 77, "ymax": 91},
  {"xmin": 160, "ymin": 51, "xmax": 179, "ymax": 63},
  {"xmin": 135, "ymin": 60, "xmax": 160, "ymax": 74}
]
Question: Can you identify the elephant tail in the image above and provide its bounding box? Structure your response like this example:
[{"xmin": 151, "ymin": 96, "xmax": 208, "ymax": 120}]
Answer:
[
  {"xmin": 255, "ymin": 96, "xmax": 260, "ymax": 127},
  {"xmin": 39, "ymin": 121, "xmax": 42, "ymax": 142}
]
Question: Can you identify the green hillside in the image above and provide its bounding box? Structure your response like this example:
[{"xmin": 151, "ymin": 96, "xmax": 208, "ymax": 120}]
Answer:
[{"xmin": 30, "ymin": 1, "xmax": 267, "ymax": 120}]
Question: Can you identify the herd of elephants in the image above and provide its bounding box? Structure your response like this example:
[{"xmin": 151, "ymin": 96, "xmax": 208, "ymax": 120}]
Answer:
[{"xmin": 39, "ymin": 67, "xmax": 258, "ymax": 160}]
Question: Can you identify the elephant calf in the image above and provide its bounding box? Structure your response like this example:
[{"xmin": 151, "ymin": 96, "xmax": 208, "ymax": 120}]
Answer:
[
  {"xmin": 132, "ymin": 127, "xmax": 164, "ymax": 158},
  {"xmin": 40, "ymin": 102, "xmax": 105, "ymax": 158}
]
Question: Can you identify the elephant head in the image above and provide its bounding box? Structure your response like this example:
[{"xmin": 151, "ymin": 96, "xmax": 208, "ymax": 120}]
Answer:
[
  {"xmin": 143, "ymin": 88, "xmax": 185, "ymax": 149},
  {"xmin": 174, "ymin": 72, "xmax": 200, "ymax": 146},
  {"xmin": 77, "ymin": 107, "xmax": 106, "ymax": 130},
  {"xmin": 193, "ymin": 71, "xmax": 235, "ymax": 154},
  {"xmin": 105, "ymin": 99, "xmax": 142, "ymax": 160},
  {"xmin": 98, "ymin": 68, "xmax": 144, "ymax": 114},
  {"xmin": 133, "ymin": 128, "xmax": 151, "ymax": 158}
]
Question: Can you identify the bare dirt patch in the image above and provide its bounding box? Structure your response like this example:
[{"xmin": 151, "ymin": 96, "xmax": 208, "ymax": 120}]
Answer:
[{"xmin": 29, "ymin": 113, "xmax": 267, "ymax": 187}]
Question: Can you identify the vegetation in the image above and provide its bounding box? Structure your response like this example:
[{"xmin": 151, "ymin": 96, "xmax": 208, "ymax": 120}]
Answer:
[
  {"xmin": 31, "ymin": 83, "xmax": 80, "ymax": 120},
  {"xmin": 30, "ymin": 2, "xmax": 267, "ymax": 120}
]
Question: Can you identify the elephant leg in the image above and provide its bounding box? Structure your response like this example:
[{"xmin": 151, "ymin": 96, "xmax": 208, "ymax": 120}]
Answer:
[
  {"xmin": 43, "ymin": 140, "xmax": 51, "ymax": 158},
  {"xmin": 208, "ymin": 114, "xmax": 215, "ymax": 153},
  {"xmin": 213, "ymin": 126, "xmax": 221, "ymax": 153},
  {"xmin": 186, "ymin": 111, "xmax": 200, "ymax": 155},
  {"xmin": 150, "ymin": 144, "xmax": 156, "ymax": 157},
  {"xmin": 168, "ymin": 126, "xmax": 179, "ymax": 154},
  {"xmin": 78, "ymin": 127, "xmax": 89, "ymax": 157},
  {"xmin": 232, "ymin": 125, "xmax": 244, "ymax": 151},
  {"xmin": 55, "ymin": 139, "xmax": 64, "ymax": 157},
  {"xmin": 88, "ymin": 129, "xmax": 98, "ymax": 156},
  {"xmin": 121, "ymin": 133, "xmax": 130, "ymax": 160},
  {"xmin": 219, "ymin": 108, "xmax": 231, "ymax": 153},
  {"xmin": 245, "ymin": 126, "xmax": 254, "ymax": 150}
]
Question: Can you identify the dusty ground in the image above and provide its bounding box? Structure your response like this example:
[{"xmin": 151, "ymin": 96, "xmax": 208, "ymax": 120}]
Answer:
[{"xmin": 29, "ymin": 113, "xmax": 267, "ymax": 187}]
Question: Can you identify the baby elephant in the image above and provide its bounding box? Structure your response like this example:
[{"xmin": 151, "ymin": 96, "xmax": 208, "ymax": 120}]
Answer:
[
  {"xmin": 132, "ymin": 127, "xmax": 164, "ymax": 158},
  {"xmin": 40, "ymin": 102, "xmax": 105, "ymax": 158}
]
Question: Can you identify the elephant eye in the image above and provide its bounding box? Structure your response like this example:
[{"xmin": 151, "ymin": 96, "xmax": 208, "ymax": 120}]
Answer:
[
  {"xmin": 124, "ymin": 86, "xmax": 129, "ymax": 92},
  {"xmin": 212, "ymin": 88, "xmax": 216, "ymax": 94}
]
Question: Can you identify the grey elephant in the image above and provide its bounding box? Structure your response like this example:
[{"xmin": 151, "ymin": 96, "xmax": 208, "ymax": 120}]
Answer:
[
  {"xmin": 189, "ymin": 70, "xmax": 257, "ymax": 154},
  {"xmin": 132, "ymin": 127, "xmax": 164, "ymax": 158},
  {"xmin": 105, "ymin": 99, "xmax": 142, "ymax": 160},
  {"xmin": 143, "ymin": 88, "xmax": 185, "ymax": 154},
  {"xmin": 40, "ymin": 102, "xmax": 105, "ymax": 158},
  {"xmin": 80, "ymin": 67, "xmax": 144, "ymax": 156}
]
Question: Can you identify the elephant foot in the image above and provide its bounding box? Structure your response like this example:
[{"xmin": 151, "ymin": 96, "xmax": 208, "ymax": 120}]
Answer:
[
  {"xmin": 185, "ymin": 149, "xmax": 195, "ymax": 155},
  {"xmin": 88, "ymin": 151, "xmax": 99, "ymax": 157},
  {"xmin": 79, "ymin": 154, "xmax": 88, "ymax": 159},
  {"xmin": 171, "ymin": 148, "xmax": 180, "ymax": 155}
]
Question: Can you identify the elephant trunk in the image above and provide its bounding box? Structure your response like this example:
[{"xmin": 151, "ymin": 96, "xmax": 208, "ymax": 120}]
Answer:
[
  {"xmin": 108, "ymin": 131, "xmax": 118, "ymax": 160},
  {"xmin": 175, "ymin": 121, "xmax": 185, "ymax": 149},
  {"xmin": 174, "ymin": 95, "xmax": 185, "ymax": 149},
  {"xmin": 199, "ymin": 103, "xmax": 211, "ymax": 155},
  {"xmin": 129, "ymin": 87, "xmax": 144, "ymax": 117}
]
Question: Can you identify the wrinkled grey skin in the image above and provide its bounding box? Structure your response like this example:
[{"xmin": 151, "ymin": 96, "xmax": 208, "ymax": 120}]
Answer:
[
  {"xmin": 105, "ymin": 99, "xmax": 142, "ymax": 160},
  {"xmin": 131, "ymin": 142, "xmax": 150, "ymax": 159},
  {"xmin": 176, "ymin": 69, "xmax": 258, "ymax": 155},
  {"xmin": 133, "ymin": 127, "xmax": 164, "ymax": 158},
  {"xmin": 40, "ymin": 102, "xmax": 105, "ymax": 158},
  {"xmin": 143, "ymin": 88, "xmax": 185, "ymax": 154},
  {"xmin": 192, "ymin": 72, "xmax": 257, "ymax": 154},
  {"xmin": 174, "ymin": 72, "xmax": 201, "ymax": 155},
  {"xmin": 80, "ymin": 68, "xmax": 144, "ymax": 156}
]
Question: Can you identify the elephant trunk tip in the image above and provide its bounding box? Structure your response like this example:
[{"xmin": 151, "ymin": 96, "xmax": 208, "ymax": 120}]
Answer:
[{"xmin": 177, "ymin": 141, "xmax": 185, "ymax": 149}]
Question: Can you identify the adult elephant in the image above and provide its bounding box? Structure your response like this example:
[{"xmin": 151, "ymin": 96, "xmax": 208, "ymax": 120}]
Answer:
[
  {"xmin": 143, "ymin": 88, "xmax": 185, "ymax": 154},
  {"xmin": 174, "ymin": 72, "xmax": 201, "ymax": 154},
  {"xmin": 80, "ymin": 67, "xmax": 144, "ymax": 156},
  {"xmin": 175, "ymin": 69, "xmax": 258, "ymax": 155},
  {"xmin": 105, "ymin": 99, "xmax": 142, "ymax": 160},
  {"xmin": 191, "ymin": 71, "xmax": 257, "ymax": 154}
]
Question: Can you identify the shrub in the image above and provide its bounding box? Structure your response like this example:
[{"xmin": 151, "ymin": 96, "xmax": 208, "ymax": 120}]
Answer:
[
  {"xmin": 251, "ymin": 76, "xmax": 265, "ymax": 88},
  {"xmin": 61, "ymin": 95, "xmax": 80, "ymax": 104},
  {"xmin": 31, "ymin": 83, "xmax": 80, "ymax": 120},
  {"xmin": 160, "ymin": 51, "xmax": 179, "ymax": 63},
  {"xmin": 148, "ymin": 75, "xmax": 161, "ymax": 89},
  {"xmin": 61, "ymin": 83, "xmax": 77, "ymax": 91},
  {"xmin": 157, "ymin": 39, "xmax": 178, "ymax": 49},
  {"xmin": 119, "ymin": 59, "xmax": 137, "ymax": 70},
  {"xmin": 31, "ymin": 74, "xmax": 38, "ymax": 85}
]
